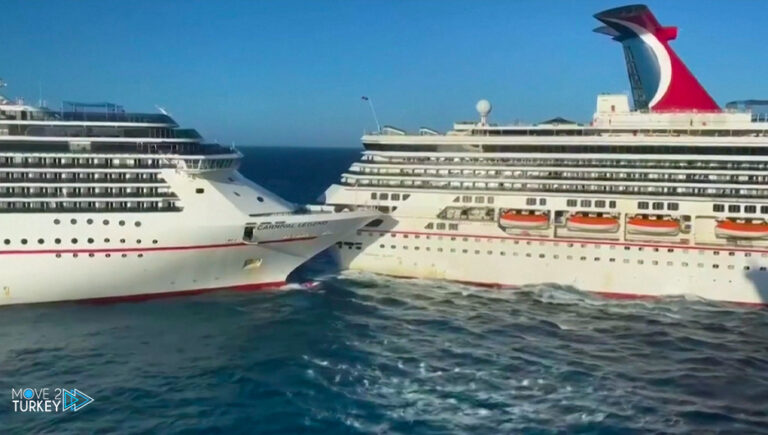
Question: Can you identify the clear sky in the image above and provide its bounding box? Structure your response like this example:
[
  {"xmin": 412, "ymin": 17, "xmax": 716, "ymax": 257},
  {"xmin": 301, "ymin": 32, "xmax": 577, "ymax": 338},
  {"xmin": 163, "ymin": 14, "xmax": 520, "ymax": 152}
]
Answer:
[{"xmin": 1, "ymin": 1, "xmax": 766, "ymax": 147}]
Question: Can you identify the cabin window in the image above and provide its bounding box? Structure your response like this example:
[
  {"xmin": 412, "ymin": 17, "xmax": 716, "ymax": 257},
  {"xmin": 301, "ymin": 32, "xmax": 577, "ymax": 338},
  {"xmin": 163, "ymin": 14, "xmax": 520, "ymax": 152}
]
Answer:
[
  {"xmin": 391, "ymin": 193, "xmax": 400, "ymax": 201},
  {"xmin": 424, "ymin": 222, "xmax": 434, "ymax": 230},
  {"xmin": 580, "ymin": 200, "xmax": 591, "ymax": 207},
  {"xmin": 652, "ymin": 202, "xmax": 664, "ymax": 210},
  {"xmin": 595, "ymin": 200, "xmax": 606, "ymax": 208},
  {"xmin": 370, "ymin": 192, "xmax": 377, "ymax": 200},
  {"xmin": 526, "ymin": 198, "xmax": 536, "ymax": 206},
  {"xmin": 196, "ymin": 188, "xmax": 204, "ymax": 194},
  {"xmin": 436, "ymin": 223, "xmax": 446, "ymax": 230},
  {"xmin": 638, "ymin": 201, "xmax": 649, "ymax": 210},
  {"xmin": 449, "ymin": 223, "xmax": 459, "ymax": 231},
  {"xmin": 713, "ymin": 204, "xmax": 725, "ymax": 212},
  {"xmin": 667, "ymin": 202, "xmax": 679, "ymax": 211},
  {"xmin": 379, "ymin": 193, "xmax": 389, "ymax": 200},
  {"xmin": 745, "ymin": 205, "xmax": 757, "ymax": 214},
  {"xmin": 402, "ymin": 194, "xmax": 410, "ymax": 200},
  {"xmin": 761, "ymin": 206, "xmax": 768, "ymax": 214},
  {"xmin": 728, "ymin": 204, "xmax": 740, "ymax": 213},
  {"xmin": 609, "ymin": 200, "xmax": 617, "ymax": 209},
  {"xmin": 567, "ymin": 199, "xmax": 577, "ymax": 207},
  {"xmin": 475, "ymin": 196, "xmax": 484, "ymax": 204},
  {"xmin": 539, "ymin": 198, "xmax": 547, "ymax": 206},
  {"xmin": 462, "ymin": 196, "xmax": 471, "ymax": 203}
]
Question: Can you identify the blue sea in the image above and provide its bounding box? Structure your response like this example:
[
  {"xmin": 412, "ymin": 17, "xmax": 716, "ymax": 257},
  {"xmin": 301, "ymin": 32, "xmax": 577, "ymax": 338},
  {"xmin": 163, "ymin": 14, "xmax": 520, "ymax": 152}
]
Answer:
[{"xmin": 2, "ymin": 146, "xmax": 768, "ymax": 434}]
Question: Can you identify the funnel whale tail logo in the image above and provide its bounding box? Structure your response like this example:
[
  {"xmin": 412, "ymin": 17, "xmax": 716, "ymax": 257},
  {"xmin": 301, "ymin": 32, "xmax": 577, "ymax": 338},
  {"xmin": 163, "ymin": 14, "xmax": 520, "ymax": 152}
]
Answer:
[{"xmin": 594, "ymin": 4, "xmax": 720, "ymax": 112}]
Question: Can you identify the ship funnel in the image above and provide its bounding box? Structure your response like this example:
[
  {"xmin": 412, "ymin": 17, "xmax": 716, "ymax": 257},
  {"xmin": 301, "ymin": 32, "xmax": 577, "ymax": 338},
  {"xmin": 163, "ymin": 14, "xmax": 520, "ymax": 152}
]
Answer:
[{"xmin": 594, "ymin": 4, "xmax": 720, "ymax": 112}]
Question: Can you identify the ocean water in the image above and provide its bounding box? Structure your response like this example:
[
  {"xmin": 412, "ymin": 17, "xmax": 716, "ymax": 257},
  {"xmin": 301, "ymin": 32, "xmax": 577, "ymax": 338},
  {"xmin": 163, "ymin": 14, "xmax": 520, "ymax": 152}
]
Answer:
[{"xmin": 1, "ymin": 146, "xmax": 768, "ymax": 434}]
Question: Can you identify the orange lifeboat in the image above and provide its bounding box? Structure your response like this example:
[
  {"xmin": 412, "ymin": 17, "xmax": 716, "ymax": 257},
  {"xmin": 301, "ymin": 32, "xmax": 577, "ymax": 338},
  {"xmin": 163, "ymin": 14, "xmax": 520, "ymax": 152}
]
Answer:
[
  {"xmin": 715, "ymin": 219, "xmax": 768, "ymax": 239},
  {"xmin": 499, "ymin": 211, "xmax": 549, "ymax": 229},
  {"xmin": 566, "ymin": 215, "xmax": 619, "ymax": 232},
  {"xmin": 627, "ymin": 216, "xmax": 680, "ymax": 235}
]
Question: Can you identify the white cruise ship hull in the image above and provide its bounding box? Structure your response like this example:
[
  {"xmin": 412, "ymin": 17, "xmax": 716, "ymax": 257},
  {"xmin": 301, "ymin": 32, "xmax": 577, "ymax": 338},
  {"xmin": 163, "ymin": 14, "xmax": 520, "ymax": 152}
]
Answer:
[
  {"xmin": 330, "ymin": 212, "xmax": 768, "ymax": 306},
  {"xmin": 0, "ymin": 209, "xmax": 376, "ymax": 305}
]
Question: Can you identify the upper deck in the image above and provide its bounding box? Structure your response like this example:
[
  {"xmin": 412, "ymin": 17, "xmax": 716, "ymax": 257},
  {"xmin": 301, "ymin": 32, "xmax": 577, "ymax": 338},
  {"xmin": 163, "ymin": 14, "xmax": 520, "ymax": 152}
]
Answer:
[{"xmin": 363, "ymin": 95, "xmax": 768, "ymax": 151}]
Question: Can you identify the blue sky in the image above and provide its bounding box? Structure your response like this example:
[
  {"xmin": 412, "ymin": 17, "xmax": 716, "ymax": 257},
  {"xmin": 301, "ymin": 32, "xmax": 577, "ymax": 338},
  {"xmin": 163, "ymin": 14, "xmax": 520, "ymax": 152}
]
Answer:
[{"xmin": 1, "ymin": 1, "xmax": 765, "ymax": 147}]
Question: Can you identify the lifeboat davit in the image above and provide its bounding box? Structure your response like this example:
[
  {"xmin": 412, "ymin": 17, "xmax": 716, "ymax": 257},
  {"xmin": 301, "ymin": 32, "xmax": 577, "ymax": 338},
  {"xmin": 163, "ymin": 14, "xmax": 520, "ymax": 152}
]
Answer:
[
  {"xmin": 715, "ymin": 220, "xmax": 768, "ymax": 239},
  {"xmin": 499, "ymin": 211, "xmax": 549, "ymax": 229},
  {"xmin": 626, "ymin": 217, "xmax": 680, "ymax": 235},
  {"xmin": 567, "ymin": 215, "xmax": 619, "ymax": 232}
]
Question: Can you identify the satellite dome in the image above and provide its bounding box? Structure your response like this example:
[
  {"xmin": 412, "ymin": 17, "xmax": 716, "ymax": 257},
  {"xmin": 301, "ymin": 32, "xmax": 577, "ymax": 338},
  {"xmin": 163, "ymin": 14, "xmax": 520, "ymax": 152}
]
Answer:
[{"xmin": 476, "ymin": 99, "xmax": 492, "ymax": 116}]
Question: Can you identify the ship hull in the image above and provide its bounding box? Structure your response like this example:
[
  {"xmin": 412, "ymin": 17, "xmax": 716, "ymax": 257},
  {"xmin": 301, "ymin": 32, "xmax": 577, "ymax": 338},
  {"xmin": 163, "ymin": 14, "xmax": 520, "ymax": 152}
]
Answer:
[
  {"xmin": 0, "ymin": 209, "xmax": 377, "ymax": 306},
  {"xmin": 333, "ymin": 224, "xmax": 768, "ymax": 306}
]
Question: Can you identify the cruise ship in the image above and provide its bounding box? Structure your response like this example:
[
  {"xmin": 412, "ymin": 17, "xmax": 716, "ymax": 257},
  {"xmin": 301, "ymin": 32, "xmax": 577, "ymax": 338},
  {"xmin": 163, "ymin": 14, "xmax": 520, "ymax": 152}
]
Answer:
[
  {"xmin": 0, "ymin": 82, "xmax": 377, "ymax": 305},
  {"xmin": 322, "ymin": 5, "xmax": 768, "ymax": 305}
]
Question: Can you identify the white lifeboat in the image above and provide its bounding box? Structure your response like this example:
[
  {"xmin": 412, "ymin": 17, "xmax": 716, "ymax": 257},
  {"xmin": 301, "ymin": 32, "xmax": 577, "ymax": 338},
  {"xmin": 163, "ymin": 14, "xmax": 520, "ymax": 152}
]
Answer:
[
  {"xmin": 715, "ymin": 219, "xmax": 768, "ymax": 239},
  {"xmin": 566, "ymin": 215, "xmax": 619, "ymax": 232},
  {"xmin": 626, "ymin": 216, "xmax": 680, "ymax": 235},
  {"xmin": 499, "ymin": 211, "xmax": 549, "ymax": 229}
]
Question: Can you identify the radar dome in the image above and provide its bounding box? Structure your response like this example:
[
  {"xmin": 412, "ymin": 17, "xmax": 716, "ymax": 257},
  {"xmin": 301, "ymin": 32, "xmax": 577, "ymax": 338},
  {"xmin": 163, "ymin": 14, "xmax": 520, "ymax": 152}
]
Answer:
[{"xmin": 476, "ymin": 99, "xmax": 492, "ymax": 116}]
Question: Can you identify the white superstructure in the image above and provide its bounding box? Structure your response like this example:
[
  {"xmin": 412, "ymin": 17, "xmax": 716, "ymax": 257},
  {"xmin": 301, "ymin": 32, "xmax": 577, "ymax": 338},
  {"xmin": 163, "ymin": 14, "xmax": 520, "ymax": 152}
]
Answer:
[
  {"xmin": 322, "ymin": 5, "xmax": 768, "ymax": 305},
  {"xmin": 0, "ymin": 84, "xmax": 377, "ymax": 305}
]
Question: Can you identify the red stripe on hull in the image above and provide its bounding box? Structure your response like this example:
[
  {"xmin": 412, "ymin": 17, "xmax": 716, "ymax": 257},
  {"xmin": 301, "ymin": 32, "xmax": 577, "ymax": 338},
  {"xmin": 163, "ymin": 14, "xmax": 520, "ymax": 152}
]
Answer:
[
  {"xmin": 359, "ymin": 271, "xmax": 768, "ymax": 308},
  {"xmin": 81, "ymin": 281, "xmax": 286, "ymax": 305}
]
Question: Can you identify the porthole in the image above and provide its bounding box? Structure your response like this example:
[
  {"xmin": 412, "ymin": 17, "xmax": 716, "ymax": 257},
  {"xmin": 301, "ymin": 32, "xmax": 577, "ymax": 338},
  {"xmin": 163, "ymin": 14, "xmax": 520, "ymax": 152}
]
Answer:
[
  {"xmin": 87, "ymin": 219, "xmax": 94, "ymax": 225},
  {"xmin": 55, "ymin": 238, "xmax": 61, "ymax": 244},
  {"xmin": 71, "ymin": 238, "xmax": 78, "ymax": 244},
  {"xmin": 119, "ymin": 220, "xmax": 125, "ymax": 226},
  {"xmin": 136, "ymin": 239, "xmax": 141, "ymax": 244},
  {"xmin": 106, "ymin": 253, "xmax": 111, "ymax": 258},
  {"xmin": 55, "ymin": 253, "xmax": 61, "ymax": 258},
  {"xmin": 120, "ymin": 239, "xmax": 126, "ymax": 243},
  {"xmin": 37, "ymin": 239, "xmax": 44, "ymax": 245},
  {"xmin": 89, "ymin": 253, "xmax": 95, "ymax": 258},
  {"xmin": 152, "ymin": 240, "xmax": 158, "ymax": 244},
  {"xmin": 87, "ymin": 238, "xmax": 94, "ymax": 244},
  {"xmin": 103, "ymin": 219, "xmax": 109, "ymax": 225},
  {"xmin": 54, "ymin": 219, "xmax": 61, "ymax": 225},
  {"xmin": 4, "ymin": 239, "xmax": 9, "ymax": 245},
  {"xmin": 135, "ymin": 221, "xmax": 141, "ymax": 227},
  {"xmin": 121, "ymin": 254, "xmax": 127, "ymax": 258},
  {"xmin": 70, "ymin": 219, "xmax": 77, "ymax": 225},
  {"xmin": 72, "ymin": 253, "xmax": 78, "ymax": 258},
  {"xmin": 104, "ymin": 238, "xmax": 110, "ymax": 243},
  {"xmin": 257, "ymin": 196, "xmax": 264, "ymax": 202},
  {"xmin": 138, "ymin": 254, "xmax": 144, "ymax": 258}
]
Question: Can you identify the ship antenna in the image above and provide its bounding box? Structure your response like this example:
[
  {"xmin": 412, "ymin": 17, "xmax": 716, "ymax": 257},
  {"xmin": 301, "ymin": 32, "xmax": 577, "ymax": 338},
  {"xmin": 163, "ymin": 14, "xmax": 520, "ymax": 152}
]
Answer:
[{"xmin": 361, "ymin": 96, "xmax": 381, "ymax": 133}]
